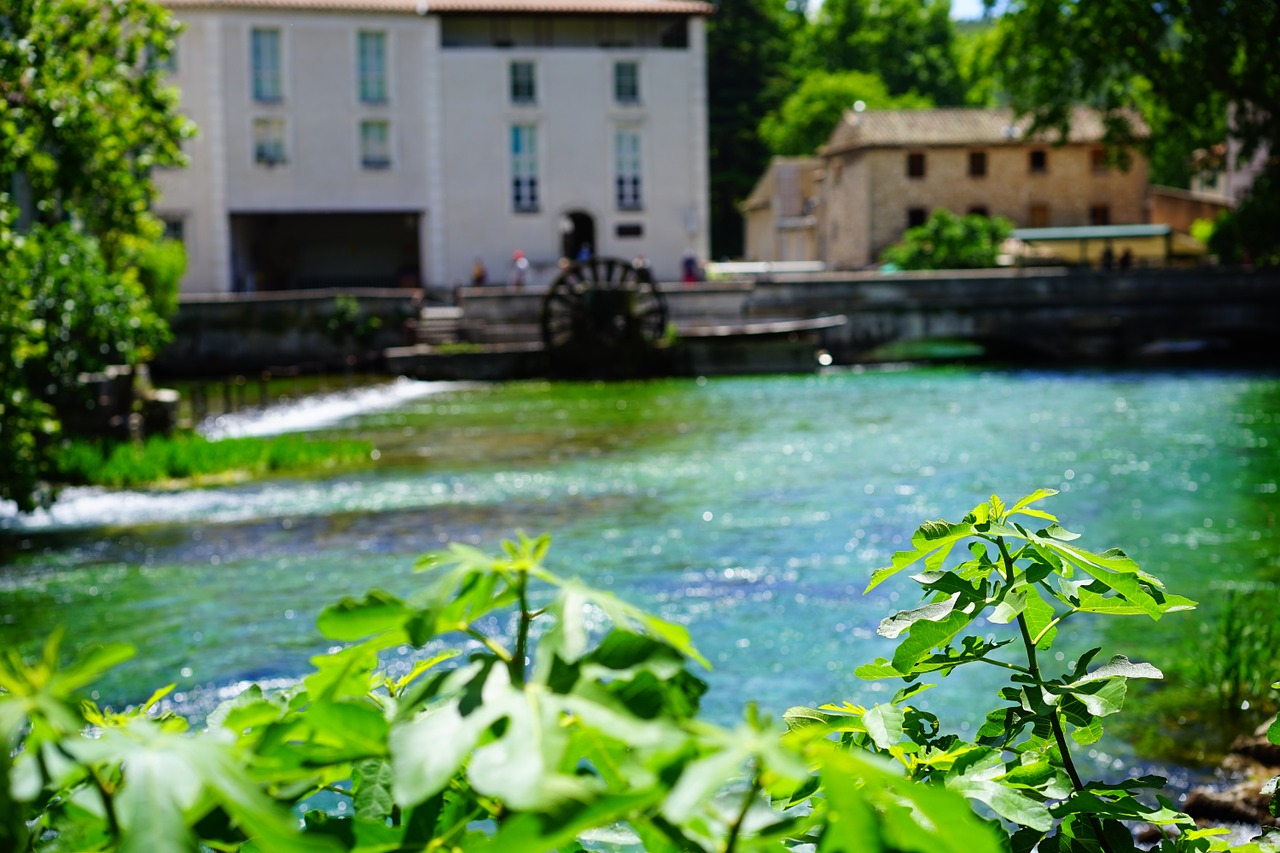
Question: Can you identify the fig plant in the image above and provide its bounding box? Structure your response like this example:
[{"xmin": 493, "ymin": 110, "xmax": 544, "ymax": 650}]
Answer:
[
  {"xmin": 1, "ymin": 533, "xmax": 999, "ymax": 852},
  {"xmin": 785, "ymin": 489, "xmax": 1280, "ymax": 852},
  {"xmin": 1, "ymin": 493, "xmax": 1277, "ymax": 851}
]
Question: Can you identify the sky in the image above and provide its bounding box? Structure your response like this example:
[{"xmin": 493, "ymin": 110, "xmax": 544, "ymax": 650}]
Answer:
[{"xmin": 950, "ymin": 0, "xmax": 991, "ymax": 19}]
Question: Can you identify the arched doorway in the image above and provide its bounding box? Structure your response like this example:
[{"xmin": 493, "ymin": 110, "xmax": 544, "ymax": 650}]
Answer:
[{"xmin": 559, "ymin": 211, "xmax": 596, "ymax": 261}]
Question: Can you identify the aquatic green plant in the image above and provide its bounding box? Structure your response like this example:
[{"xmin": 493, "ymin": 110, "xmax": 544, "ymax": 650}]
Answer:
[{"xmin": 54, "ymin": 432, "xmax": 376, "ymax": 488}]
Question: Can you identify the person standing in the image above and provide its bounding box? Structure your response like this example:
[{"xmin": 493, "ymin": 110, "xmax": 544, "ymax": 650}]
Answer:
[{"xmin": 510, "ymin": 250, "xmax": 530, "ymax": 289}]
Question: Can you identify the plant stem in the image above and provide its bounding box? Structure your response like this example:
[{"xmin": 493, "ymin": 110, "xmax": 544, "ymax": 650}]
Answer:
[
  {"xmin": 996, "ymin": 537, "xmax": 1114, "ymax": 853},
  {"xmin": 465, "ymin": 628, "xmax": 513, "ymax": 663},
  {"xmin": 511, "ymin": 569, "xmax": 530, "ymax": 688},
  {"xmin": 724, "ymin": 771, "xmax": 762, "ymax": 853}
]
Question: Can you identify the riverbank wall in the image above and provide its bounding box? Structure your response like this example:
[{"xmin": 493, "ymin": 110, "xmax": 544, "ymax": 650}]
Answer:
[{"xmin": 152, "ymin": 267, "xmax": 1280, "ymax": 377}]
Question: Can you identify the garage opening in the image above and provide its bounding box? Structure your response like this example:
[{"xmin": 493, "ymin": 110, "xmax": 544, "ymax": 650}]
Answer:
[{"xmin": 229, "ymin": 212, "xmax": 421, "ymax": 292}]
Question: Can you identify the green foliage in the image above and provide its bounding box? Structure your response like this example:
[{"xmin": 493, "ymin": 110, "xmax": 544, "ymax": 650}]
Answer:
[
  {"xmin": 1, "ymin": 533, "xmax": 1005, "ymax": 853},
  {"xmin": 995, "ymin": 0, "xmax": 1276, "ymax": 215},
  {"xmin": 796, "ymin": 0, "xmax": 967, "ymax": 105},
  {"xmin": 128, "ymin": 237, "xmax": 187, "ymax": 321},
  {"xmin": 5, "ymin": 500, "xmax": 1279, "ymax": 851},
  {"xmin": 881, "ymin": 208, "xmax": 1013, "ymax": 270},
  {"xmin": 789, "ymin": 489, "xmax": 1280, "ymax": 852},
  {"xmin": 54, "ymin": 432, "xmax": 377, "ymax": 489},
  {"xmin": 706, "ymin": 0, "xmax": 806, "ymax": 258},
  {"xmin": 1207, "ymin": 165, "xmax": 1280, "ymax": 267},
  {"xmin": 759, "ymin": 71, "xmax": 931, "ymax": 156},
  {"xmin": 325, "ymin": 296, "xmax": 383, "ymax": 347},
  {"xmin": 1, "ymin": 222, "xmax": 170, "ymax": 512},
  {"xmin": 0, "ymin": 0, "xmax": 192, "ymax": 512}
]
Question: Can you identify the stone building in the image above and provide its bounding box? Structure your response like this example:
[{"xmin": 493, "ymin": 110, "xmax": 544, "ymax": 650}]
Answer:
[
  {"xmin": 154, "ymin": 0, "xmax": 712, "ymax": 293},
  {"xmin": 816, "ymin": 107, "xmax": 1150, "ymax": 269},
  {"xmin": 739, "ymin": 157, "xmax": 822, "ymax": 264}
]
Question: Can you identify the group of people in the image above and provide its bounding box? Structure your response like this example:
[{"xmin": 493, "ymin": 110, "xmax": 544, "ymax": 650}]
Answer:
[{"xmin": 1100, "ymin": 244, "xmax": 1134, "ymax": 271}]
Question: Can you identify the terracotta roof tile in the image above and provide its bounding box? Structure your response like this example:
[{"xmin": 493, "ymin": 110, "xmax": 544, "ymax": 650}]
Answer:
[
  {"xmin": 822, "ymin": 106, "xmax": 1148, "ymax": 156},
  {"xmin": 163, "ymin": 0, "xmax": 713, "ymax": 13}
]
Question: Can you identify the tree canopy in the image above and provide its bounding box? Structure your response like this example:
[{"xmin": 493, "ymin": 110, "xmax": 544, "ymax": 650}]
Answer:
[
  {"xmin": 759, "ymin": 70, "xmax": 931, "ymax": 157},
  {"xmin": 996, "ymin": 0, "xmax": 1280, "ymax": 261},
  {"xmin": 798, "ymin": 0, "xmax": 967, "ymax": 105},
  {"xmin": 706, "ymin": 0, "xmax": 806, "ymax": 258},
  {"xmin": 1, "ymin": 0, "xmax": 190, "ymax": 512}
]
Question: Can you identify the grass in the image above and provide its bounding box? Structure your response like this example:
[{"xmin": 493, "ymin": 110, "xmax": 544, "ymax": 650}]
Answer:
[{"xmin": 55, "ymin": 431, "xmax": 377, "ymax": 489}]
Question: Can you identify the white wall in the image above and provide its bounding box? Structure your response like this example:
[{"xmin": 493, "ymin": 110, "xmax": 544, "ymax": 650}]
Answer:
[{"xmin": 155, "ymin": 6, "xmax": 708, "ymax": 292}]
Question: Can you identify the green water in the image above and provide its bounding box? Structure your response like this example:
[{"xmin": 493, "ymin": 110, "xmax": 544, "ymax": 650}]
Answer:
[{"xmin": 2, "ymin": 367, "xmax": 1279, "ymax": 785}]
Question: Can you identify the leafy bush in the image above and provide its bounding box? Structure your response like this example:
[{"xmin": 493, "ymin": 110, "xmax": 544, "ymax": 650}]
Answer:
[
  {"xmin": 882, "ymin": 208, "xmax": 1013, "ymax": 270},
  {"xmin": 2, "ymin": 494, "xmax": 1278, "ymax": 852},
  {"xmin": 1208, "ymin": 164, "xmax": 1280, "ymax": 267}
]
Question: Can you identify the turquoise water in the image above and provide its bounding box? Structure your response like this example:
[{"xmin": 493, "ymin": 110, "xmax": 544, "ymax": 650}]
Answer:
[{"xmin": 2, "ymin": 367, "xmax": 1278, "ymax": 784}]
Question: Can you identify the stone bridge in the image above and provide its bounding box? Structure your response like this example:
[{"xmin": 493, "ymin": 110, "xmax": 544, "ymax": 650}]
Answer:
[{"xmin": 745, "ymin": 267, "xmax": 1280, "ymax": 364}]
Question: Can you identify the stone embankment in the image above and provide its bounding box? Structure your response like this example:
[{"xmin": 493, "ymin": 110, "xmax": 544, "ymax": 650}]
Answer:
[{"xmin": 1184, "ymin": 717, "xmax": 1279, "ymax": 831}]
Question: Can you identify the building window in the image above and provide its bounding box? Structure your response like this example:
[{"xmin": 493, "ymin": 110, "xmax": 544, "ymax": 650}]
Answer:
[
  {"xmin": 1029, "ymin": 149, "xmax": 1048, "ymax": 174},
  {"xmin": 616, "ymin": 223, "xmax": 643, "ymax": 238},
  {"xmin": 1089, "ymin": 204, "xmax": 1110, "ymax": 226},
  {"xmin": 511, "ymin": 124, "xmax": 538, "ymax": 212},
  {"xmin": 161, "ymin": 217, "xmax": 185, "ymax": 243},
  {"xmin": 361, "ymin": 120, "xmax": 391, "ymax": 168},
  {"xmin": 907, "ymin": 152, "xmax": 926, "ymax": 178},
  {"xmin": 615, "ymin": 128, "xmax": 642, "ymax": 210},
  {"xmin": 253, "ymin": 117, "xmax": 286, "ymax": 166},
  {"xmin": 146, "ymin": 40, "xmax": 178, "ymax": 74},
  {"xmin": 251, "ymin": 28, "xmax": 282, "ymax": 102},
  {"xmin": 1091, "ymin": 147, "xmax": 1109, "ymax": 174},
  {"xmin": 968, "ymin": 205, "xmax": 989, "ymax": 218},
  {"xmin": 614, "ymin": 62, "xmax": 639, "ymax": 104},
  {"xmin": 358, "ymin": 31, "xmax": 388, "ymax": 104},
  {"xmin": 510, "ymin": 61, "xmax": 535, "ymax": 104},
  {"xmin": 907, "ymin": 207, "xmax": 928, "ymax": 228},
  {"xmin": 968, "ymin": 150, "xmax": 987, "ymax": 178},
  {"xmin": 1028, "ymin": 203, "xmax": 1050, "ymax": 227}
]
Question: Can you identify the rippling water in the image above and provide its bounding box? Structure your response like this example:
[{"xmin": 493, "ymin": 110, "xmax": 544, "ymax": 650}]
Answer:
[{"xmin": 2, "ymin": 367, "xmax": 1278, "ymax": 789}]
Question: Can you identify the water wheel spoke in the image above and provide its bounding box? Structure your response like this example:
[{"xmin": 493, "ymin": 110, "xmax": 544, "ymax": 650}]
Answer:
[{"xmin": 540, "ymin": 256, "xmax": 669, "ymax": 368}]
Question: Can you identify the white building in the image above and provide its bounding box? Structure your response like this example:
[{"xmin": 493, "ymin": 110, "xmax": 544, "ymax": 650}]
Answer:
[{"xmin": 155, "ymin": 0, "xmax": 712, "ymax": 293}]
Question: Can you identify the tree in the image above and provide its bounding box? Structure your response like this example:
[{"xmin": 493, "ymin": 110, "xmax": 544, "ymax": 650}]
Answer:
[
  {"xmin": 706, "ymin": 0, "xmax": 805, "ymax": 258},
  {"xmin": 1, "ymin": 0, "xmax": 190, "ymax": 512},
  {"xmin": 797, "ymin": 0, "xmax": 967, "ymax": 105},
  {"xmin": 881, "ymin": 208, "xmax": 1012, "ymax": 270},
  {"xmin": 759, "ymin": 70, "xmax": 932, "ymax": 156},
  {"xmin": 995, "ymin": 0, "xmax": 1279, "ymax": 257}
]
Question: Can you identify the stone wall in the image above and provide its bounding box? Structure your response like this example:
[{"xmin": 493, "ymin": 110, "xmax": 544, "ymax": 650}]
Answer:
[{"xmin": 153, "ymin": 289, "xmax": 417, "ymax": 377}]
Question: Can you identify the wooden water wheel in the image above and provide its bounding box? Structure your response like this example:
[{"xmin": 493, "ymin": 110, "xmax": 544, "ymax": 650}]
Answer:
[{"xmin": 540, "ymin": 257, "xmax": 669, "ymax": 375}]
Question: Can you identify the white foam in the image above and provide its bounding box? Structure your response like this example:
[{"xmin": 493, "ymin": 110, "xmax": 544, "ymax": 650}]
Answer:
[{"xmin": 199, "ymin": 377, "xmax": 462, "ymax": 439}]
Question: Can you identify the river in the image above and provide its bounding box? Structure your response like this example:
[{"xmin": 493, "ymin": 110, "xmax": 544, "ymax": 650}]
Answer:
[{"xmin": 2, "ymin": 367, "xmax": 1278, "ymax": 791}]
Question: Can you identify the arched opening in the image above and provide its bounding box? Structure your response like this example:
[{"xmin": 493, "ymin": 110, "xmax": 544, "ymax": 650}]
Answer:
[{"xmin": 559, "ymin": 211, "xmax": 596, "ymax": 262}]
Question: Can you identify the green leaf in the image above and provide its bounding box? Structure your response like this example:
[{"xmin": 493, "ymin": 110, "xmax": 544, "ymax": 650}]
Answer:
[
  {"xmin": 352, "ymin": 759, "xmax": 396, "ymax": 823},
  {"xmin": 863, "ymin": 704, "xmax": 905, "ymax": 750},
  {"xmin": 1071, "ymin": 718, "xmax": 1104, "ymax": 746},
  {"xmin": 55, "ymin": 642, "xmax": 135, "ymax": 694},
  {"xmin": 305, "ymin": 700, "xmax": 389, "ymax": 758},
  {"xmin": 866, "ymin": 521, "xmax": 976, "ymax": 592},
  {"xmin": 1022, "ymin": 590, "xmax": 1059, "ymax": 649},
  {"xmin": 890, "ymin": 610, "xmax": 975, "ymax": 674},
  {"xmin": 877, "ymin": 593, "xmax": 963, "ymax": 639},
  {"xmin": 946, "ymin": 776, "xmax": 1053, "ymax": 831},
  {"xmin": 1006, "ymin": 489, "xmax": 1059, "ymax": 521},
  {"xmin": 989, "ymin": 587, "xmax": 1028, "ymax": 625},
  {"xmin": 1068, "ymin": 655, "xmax": 1163, "ymax": 686},
  {"xmin": 115, "ymin": 748, "xmax": 197, "ymax": 853},
  {"xmin": 316, "ymin": 590, "xmax": 409, "ymax": 641}
]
